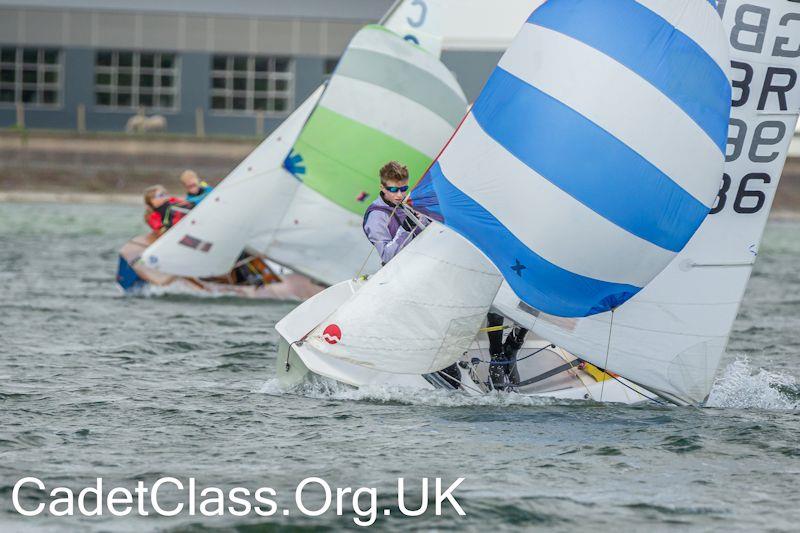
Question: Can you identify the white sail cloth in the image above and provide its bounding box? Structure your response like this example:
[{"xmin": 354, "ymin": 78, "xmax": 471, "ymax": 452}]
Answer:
[
  {"xmin": 496, "ymin": 0, "xmax": 800, "ymax": 404},
  {"xmin": 294, "ymin": 223, "xmax": 502, "ymax": 374},
  {"xmin": 255, "ymin": 23, "xmax": 466, "ymax": 286},
  {"xmin": 381, "ymin": 0, "xmax": 445, "ymax": 57},
  {"xmin": 410, "ymin": 0, "xmax": 731, "ymax": 318},
  {"xmin": 139, "ymin": 86, "xmax": 323, "ymax": 277}
]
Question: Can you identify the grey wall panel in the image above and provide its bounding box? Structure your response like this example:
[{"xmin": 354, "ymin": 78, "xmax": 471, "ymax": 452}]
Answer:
[
  {"xmin": 140, "ymin": 14, "xmax": 181, "ymax": 51},
  {"xmin": 177, "ymin": 51, "xmax": 210, "ymax": 134},
  {"xmin": 0, "ymin": 9, "xmax": 19, "ymax": 42},
  {"xmin": 326, "ymin": 21, "xmax": 361, "ymax": 56},
  {"xmin": 283, "ymin": 56, "xmax": 325, "ymax": 133},
  {"xmin": 22, "ymin": 9, "xmax": 65, "ymax": 45},
  {"xmin": 0, "ymin": 1, "xmax": 390, "ymax": 23},
  {"xmin": 184, "ymin": 16, "xmax": 208, "ymax": 51},
  {"xmin": 212, "ymin": 16, "xmax": 250, "ymax": 54},
  {"xmin": 0, "ymin": 109, "xmax": 15, "ymax": 128},
  {"xmin": 64, "ymin": 47, "xmax": 94, "ymax": 111},
  {"xmin": 66, "ymin": 11, "xmax": 93, "ymax": 47},
  {"xmin": 441, "ymin": 50, "xmax": 502, "ymax": 103},
  {"xmin": 295, "ymin": 21, "xmax": 324, "ymax": 57},
  {"xmin": 205, "ymin": 114, "xmax": 259, "ymax": 137},
  {"xmin": 255, "ymin": 19, "xmax": 294, "ymax": 56},
  {"xmin": 96, "ymin": 12, "xmax": 136, "ymax": 48},
  {"xmin": 294, "ymin": 56, "xmax": 325, "ymax": 110}
]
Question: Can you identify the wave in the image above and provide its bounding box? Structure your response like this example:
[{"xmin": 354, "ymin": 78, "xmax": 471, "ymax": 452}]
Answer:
[
  {"xmin": 706, "ymin": 357, "xmax": 799, "ymax": 410},
  {"xmin": 258, "ymin": 377, "xmax": 560, "ymax": 408}
]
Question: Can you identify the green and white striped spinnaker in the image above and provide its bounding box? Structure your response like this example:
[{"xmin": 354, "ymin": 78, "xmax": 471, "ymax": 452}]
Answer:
[{"xmin": 286, "ymin": 24, "xmax": 468, "ymax": 216}]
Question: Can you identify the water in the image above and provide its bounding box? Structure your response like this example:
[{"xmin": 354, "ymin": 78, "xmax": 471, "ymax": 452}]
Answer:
[{"xmin": 1, "ymin": 202, "xmax": 798, "ymax": 532}]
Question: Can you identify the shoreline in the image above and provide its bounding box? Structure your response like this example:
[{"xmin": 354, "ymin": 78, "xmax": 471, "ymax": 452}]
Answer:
[
  {"xmin": 0, "ymin": 190, "xmax": 141, "ymax": 205},
  {"xmin": 3, "ymin": 190, "xmax": 800, "ymax": 221}
]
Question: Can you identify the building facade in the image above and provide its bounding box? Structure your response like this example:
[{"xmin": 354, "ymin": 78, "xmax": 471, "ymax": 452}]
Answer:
[{"xmin": 0, "ymin": 0, "xmax": 501, "ymax": 137}]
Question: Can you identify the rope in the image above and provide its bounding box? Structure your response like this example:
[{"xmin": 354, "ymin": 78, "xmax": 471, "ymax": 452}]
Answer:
[
  {"xmin": 554, "ymin": 347, "xmax": 593, "ymax": 399},
  {"xmin": 479, "ymin": 325, "xmax": 510, "ymax": 333},
  {"xmin": 594, "ymin": 309, "xmax": 665, "ymax": 404},
  {"xmin": 604, "ymin": 372, "xmax": 667, "ymax": 405},
  {"xmin": 434, "ymin": 367, "xmax": 486, "ymax": 395},
  {"xmin": 473, "ymin": 344, "xmax": 556, "ymax": 366},
  {"xmin": 354, "ymin": 198, "xmax": 406, "ymax": 279},
  {"xmin": 600, "ymin": 309, "xmax": 616, "ymax": 402}
]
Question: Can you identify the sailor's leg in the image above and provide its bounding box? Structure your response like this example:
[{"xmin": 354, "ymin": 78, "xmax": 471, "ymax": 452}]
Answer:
[
  {"xmin": 503, "ymin": 327, "xmax": 528, "ymax": 385},
  {"xmin": 487, "ymin": 312, "xmax": 506, "ymax": 389}
]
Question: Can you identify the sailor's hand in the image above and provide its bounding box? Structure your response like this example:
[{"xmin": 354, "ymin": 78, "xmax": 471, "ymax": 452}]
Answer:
[{"xmin": 401, "ymin": 216, "xmax": 417, "ymax": 232}]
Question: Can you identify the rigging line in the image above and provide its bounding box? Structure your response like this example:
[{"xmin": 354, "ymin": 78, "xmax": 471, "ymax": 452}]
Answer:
[
  {"xmin": 600, "ymin": 308, "xmax": 616, "ymax": 402},
  {"xmin": 592, "ymin": 310, "xmax": 663, "ymax": 405},
  {"xmin": 604, "ymin": 372, "xmax": 666, "ymax": 406},
  {"xmin": 354, "ymin": 243, "xmax": 376, "ymax": 280},
  {"xmin": 355, "ymin": 197, "xmax": 410, "ymax": 279},
  {"xmin": 474, "ymin": 344, "xmax": 556, "ymax": 366},
  {"xmin": 434, "ymin": 365, "xmax": 485, "ymax": 395},
  {"xmin": 554, "ymin": 347, "xmax": 593, "ymax": 399}
]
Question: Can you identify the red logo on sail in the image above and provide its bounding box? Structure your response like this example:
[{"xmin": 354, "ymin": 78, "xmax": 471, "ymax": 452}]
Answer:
[{"xmin": 322, "ymin": 324, "xmax": 342, "ymax": 345}]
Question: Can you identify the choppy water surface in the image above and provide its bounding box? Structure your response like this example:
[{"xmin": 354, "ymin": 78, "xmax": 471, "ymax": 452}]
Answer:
[{"xmin": 1, "ymin": 202, "xmax": 798, "ymax": 532}]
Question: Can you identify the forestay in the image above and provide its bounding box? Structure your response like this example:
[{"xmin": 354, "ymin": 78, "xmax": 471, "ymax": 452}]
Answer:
[
  {"xmin": 412, "ymin": 0, "xmax": 732, "ymax": 318},
  {"xmin": 139, "ymin": 87, "xmax": 323, "ymax": 277},
  {"xmin": 495, "ymin": 0, "xmax": 800, "ymax": 404}
]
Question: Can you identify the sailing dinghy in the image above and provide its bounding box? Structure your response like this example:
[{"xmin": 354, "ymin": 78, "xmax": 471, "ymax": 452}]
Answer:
[
  {"xmin": 276, "ymin": 0, "xmax": 799, "ymax": 405},
  {"xmin": 118, "ymin": 0, "xmax": 466, "ymax": 298}
]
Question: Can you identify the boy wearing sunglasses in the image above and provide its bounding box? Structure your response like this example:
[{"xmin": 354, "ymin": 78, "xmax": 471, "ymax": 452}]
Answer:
[{"xmin": 362, "ymin": 161, "xmax": 428, "ymax": 265}]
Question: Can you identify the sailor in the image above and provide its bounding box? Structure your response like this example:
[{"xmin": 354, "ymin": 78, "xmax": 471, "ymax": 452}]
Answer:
[
  {"xmin": 362, "ymin": 162, "xmax": 465, "ymax": 388},
  {"xmin": 486, "ymin": 312, "xmax": 529, "ymax": 391},
  {"xmin": 180, "ymin": 169, "xmax": 214, "ymax": 206},
  {"xmin": 143, "ymin": 185, "xmax": 192, "ymax": 234},
  {"xmin": 362, "ymin": 161, "xmax": 428, "ymax": 264}
]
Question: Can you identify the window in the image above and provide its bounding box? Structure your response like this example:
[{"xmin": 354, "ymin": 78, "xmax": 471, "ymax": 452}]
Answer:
[
  {"xmin": 324, "ymin": 58, "xmax": 338, "ymax": 77},
  {"xmin": 95, "ymin": 51, "xmax": 179, "ymax": 110},
  {"xmin": 210, "ymin": 55, "xmax": 293, "ymax": 115},
  {"xmin": 0, "ymin": 47, "xmax": 61, "ymax": 107}
]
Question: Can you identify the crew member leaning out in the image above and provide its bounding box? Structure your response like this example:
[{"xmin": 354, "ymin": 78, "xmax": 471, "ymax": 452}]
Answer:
[{"xmin": 143, "ymin": 185, "xmax": 193, "ymax": 234}]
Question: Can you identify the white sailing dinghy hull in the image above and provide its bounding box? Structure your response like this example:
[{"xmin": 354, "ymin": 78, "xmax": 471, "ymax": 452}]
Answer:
[
  {"xmin": 118, "ymin": 233, "xmax": 323, "ymax": 301},
  {"xmin": 275, "ymin": 277, "xmax": 650, "ymax": 404}
]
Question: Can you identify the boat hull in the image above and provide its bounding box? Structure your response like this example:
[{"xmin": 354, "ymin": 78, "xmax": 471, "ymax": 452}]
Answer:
[
  {"xmin": 275, "ymin": 280, "xmax": 651, "ymax": 404},
  {"xmin": 117, "ymin": 234, "xmax": 324, "ymax": 301}
]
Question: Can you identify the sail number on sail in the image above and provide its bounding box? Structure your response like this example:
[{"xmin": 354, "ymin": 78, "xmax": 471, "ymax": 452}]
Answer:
[{"xmin": 712, "ymin": 0, "xmax": 800, "ymax": 215}]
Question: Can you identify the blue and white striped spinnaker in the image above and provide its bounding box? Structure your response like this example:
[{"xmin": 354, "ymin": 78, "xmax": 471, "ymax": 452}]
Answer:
[{"xmin": 411, "ymin": 0, "xmax": 732, "ymax": 318}]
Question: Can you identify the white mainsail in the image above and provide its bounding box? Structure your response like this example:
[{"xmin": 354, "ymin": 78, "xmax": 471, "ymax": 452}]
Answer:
[
  {"xmin": 381, "ymin": 0, "xmax": 445, "ymax": 57},
  {"xmin": 140, "ymin": 87, "xmax": 323, "ymax": 277},
  {"xmin": 495, "ymin": 0, "xmax": 800, "ymax": 404}
]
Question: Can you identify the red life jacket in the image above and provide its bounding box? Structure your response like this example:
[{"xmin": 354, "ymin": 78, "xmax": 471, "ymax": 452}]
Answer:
[{"xmin": 148, "ymin": 197, "xmax": 190, "ymax": 231}]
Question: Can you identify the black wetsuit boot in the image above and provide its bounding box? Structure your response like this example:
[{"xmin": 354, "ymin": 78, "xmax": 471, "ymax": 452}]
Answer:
[
  {"xmin": 487, "ymin": 312, "xmax": 506, "ymax": 390},
  {"xmin": 502, "ymin": 327, "xmax": 529, "ymax": 386}
]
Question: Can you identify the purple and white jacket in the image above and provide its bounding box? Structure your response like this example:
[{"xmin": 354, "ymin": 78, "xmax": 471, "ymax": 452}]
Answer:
[{"xmin": 362, "ymin": 195, "xmax": 427, "ymax": 265}]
